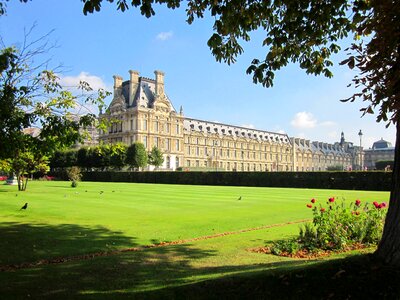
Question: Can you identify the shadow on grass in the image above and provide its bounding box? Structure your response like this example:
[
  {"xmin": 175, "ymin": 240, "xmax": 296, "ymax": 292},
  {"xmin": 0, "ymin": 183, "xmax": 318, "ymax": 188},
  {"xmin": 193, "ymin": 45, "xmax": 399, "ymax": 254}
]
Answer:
[
  {"xmin": 1, "ymin": 222, "xmax": 399, "ymax": 299},
  {"xmin": 0, "ymin": 222, "xmax": 137, "ymax": 265},
  {"xmin": 137, "ymin": 253, "xmax": 400, "ymax": 300}
]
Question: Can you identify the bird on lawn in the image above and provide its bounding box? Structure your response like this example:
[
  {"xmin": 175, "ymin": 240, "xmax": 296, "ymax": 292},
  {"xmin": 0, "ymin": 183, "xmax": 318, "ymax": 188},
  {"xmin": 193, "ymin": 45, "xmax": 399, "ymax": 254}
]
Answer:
[
  {"xmin": 238, "ymin": 196, "xmax": 242, "ymax": 200},
  {"xmin": 20, "ymin": 203, "xmax": 28, "ymax": 210}
]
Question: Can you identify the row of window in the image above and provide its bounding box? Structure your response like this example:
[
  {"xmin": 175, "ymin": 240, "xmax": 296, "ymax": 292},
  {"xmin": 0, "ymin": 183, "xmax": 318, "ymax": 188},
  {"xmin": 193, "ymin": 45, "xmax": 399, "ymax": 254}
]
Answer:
[
  {"xmin": 185, "ymin": 136, "xmax": 289, "ymax": 152},
  {"xmin": 141, "ymin": 136, "xmax": 181, "ymax": 152},
  {"xmin": 139, "ymin": 119, "xmax": 181, "ymax": 134},
  {"xmin": 296, "ymin": 155, "xmax": 351, "ymax": 164},
  {"xmin": 184, "ymin": 160, "xmax": 291, "ymax": 171},
  {"xmin": 184, "ymin": 146, "xmax": 291, "ymax": 162},
  {"xmin": 165, "ymin": 156, "xmax": 179, "ymax": 169}
]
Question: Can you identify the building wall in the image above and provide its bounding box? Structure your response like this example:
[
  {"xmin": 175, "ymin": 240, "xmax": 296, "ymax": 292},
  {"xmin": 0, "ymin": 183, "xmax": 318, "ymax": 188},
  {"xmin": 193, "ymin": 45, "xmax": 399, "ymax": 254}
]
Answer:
[
  {"xmin": 183, "ymin": 119, "xmax": 293, "ymax": 171},
  {"xmin": 99, "ymin": 70, "xmax": 358, "ymax": 172},
  {"xmin": 364, "ymin": 149, "xmax": 395, "ymax": 169}
]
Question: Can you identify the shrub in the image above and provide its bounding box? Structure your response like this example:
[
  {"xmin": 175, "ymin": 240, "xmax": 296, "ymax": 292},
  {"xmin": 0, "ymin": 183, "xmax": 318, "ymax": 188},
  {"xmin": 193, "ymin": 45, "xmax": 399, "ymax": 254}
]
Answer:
[
  {"xmin": 66, "ymin": 166, "xmax": 82, "ymax": 188},
  {"xmin": 270, "ymin": 197, "xmax": 388, "ymax": 254}
]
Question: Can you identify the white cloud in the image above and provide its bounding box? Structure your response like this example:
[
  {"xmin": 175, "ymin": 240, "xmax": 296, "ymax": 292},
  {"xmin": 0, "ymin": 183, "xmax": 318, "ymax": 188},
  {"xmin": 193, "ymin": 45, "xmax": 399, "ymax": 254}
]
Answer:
[
  {"xmin": 156, "ymin": 31, "xmax": 173, "ymax": 41},
  {"xmin": 291, "ymin": 112, "xmax": 317, "ymax": 129},
  {"xmin": 60, "ymin": 72, "xmax": 108, "ymax": 91},
  {"xmin": 277, "ymin": 129, "xmax": 286, "ymax": 134},
  {"xmin": 241, "ymin": 124, "xmax": 255, "ymax": 129},
  {"xmin": 291, "ymin": 111, "xmax": 337, "ymax": 130}
]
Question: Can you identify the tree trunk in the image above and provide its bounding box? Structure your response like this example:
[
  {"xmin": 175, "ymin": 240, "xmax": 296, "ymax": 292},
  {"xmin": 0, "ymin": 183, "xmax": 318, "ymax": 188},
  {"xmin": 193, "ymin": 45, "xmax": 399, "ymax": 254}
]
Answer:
[
  {"xmin": 24, "ymin": 176, "xmax": 28, "ymax": 191},
  {"xmin": 375, "ymin": 120, "xmax": 400, "ymax": 265},
  {"xmin": 17, "ymin": 172, "xmax": 23, "ymax": 191}
]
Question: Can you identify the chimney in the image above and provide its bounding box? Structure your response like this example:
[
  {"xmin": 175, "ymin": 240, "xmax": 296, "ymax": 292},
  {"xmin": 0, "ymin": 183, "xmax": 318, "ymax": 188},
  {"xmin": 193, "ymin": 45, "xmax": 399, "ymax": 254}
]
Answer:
[
  {"xmin": 154, "ymin": 70, "xmax": 165, "ymax": 96},
  {"xmin": 129, "ymin": 70, "xmax": 139, "ymax": 106},
  {"xmin": 113, "ymin": 75, "xmax": 123, "ymax": 96}
]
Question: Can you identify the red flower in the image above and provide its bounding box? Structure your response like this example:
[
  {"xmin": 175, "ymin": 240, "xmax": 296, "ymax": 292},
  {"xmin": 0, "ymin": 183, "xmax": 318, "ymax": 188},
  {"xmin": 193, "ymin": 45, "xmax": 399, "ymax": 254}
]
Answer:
[
  {"xmin": 328, "ymin": 197, "xmax": 335, "ymax": 203},
  {"xmin": 311, "ymin": 198, "xmax": 316, "ymax": 203},
  {"xmin": 306, "ymin": 204, "xmax": 313, "ymax": 208},
  {"xmin": 373, "ymin": 201, "xmax": 380, "ymax": 208},
  {"xmin": 380, "ymin": 202, "xmax": 387, "ymax": 208},
  {"xmin": 320, "ymin": 208, "xmax": 326, "ymax": 212},
  {"xmin": 355, "ymin": 199, "xmax": 361, "ymax": 206}
]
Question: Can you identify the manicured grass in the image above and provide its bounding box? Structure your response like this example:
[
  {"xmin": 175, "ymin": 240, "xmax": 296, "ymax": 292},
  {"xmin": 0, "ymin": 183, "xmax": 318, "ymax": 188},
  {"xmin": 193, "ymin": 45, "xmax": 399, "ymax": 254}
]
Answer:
[{"xmin": 0, "ymin": 181, "xmax": 391, "ymax": 298}]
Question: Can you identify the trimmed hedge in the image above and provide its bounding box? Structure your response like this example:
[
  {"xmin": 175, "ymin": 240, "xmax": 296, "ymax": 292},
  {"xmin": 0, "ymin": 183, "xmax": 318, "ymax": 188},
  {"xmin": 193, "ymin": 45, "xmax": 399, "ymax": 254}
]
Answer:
[{"xmin": 48, "ymin": 171, "xmax": 393, "ymax": 191}]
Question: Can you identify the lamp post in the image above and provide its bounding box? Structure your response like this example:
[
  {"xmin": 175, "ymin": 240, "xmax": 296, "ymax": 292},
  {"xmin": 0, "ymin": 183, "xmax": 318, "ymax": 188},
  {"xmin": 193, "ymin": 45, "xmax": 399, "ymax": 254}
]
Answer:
[{"xmin": 358, "ymin": 129, "xmax": 363, "ymax": 170}]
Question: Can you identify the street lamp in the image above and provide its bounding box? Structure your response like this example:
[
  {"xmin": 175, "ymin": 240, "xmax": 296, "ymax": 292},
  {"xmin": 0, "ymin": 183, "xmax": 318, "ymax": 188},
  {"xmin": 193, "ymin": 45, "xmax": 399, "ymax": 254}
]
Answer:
[{"xmin": 358, "ymin": 129, "xmax": 363, "ymax": 170}]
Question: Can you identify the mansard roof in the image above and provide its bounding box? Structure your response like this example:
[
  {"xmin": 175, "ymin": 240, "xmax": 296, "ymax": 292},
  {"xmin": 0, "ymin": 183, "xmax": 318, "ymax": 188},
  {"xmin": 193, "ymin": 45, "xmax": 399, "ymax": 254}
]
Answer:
[
  {"xmin": 372, "ymin": 138, "xmax": 393, "ymax": 149},
  {"xmin": 107, "ymin": 73, "xmax": 176, "ymax": 113},
  {"xmin": 292, "ymin": 138, "xmax": 349, "ymax": 156},
  {"xmin": 183, "ymin": 118, "xmax": 291, "ymax": 144}
]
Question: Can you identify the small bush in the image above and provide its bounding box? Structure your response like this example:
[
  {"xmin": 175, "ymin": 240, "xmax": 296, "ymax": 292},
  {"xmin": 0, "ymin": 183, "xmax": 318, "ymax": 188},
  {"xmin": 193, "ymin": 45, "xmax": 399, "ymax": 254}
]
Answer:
[
  {"xmin": 66, "ymin": 166, "xmax": 82, "ymax": 188},
  {"xmin": 71, "ymin": 180, "xmax": 78, "ymax": 188}
]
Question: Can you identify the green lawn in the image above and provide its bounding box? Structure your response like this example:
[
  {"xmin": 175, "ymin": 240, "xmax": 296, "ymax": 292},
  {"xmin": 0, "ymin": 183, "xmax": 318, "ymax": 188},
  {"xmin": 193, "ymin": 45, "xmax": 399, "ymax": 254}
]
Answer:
[{"xmin": 0, "ymin": 181, "xmax": 392, "ymax": 298}]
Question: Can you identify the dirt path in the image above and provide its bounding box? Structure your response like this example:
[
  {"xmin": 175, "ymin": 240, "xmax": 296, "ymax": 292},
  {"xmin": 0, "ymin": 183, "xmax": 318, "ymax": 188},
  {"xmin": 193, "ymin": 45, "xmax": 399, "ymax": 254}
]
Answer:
[{"xmin": 0, "ymin": 219, "xmax": 310, "ymax": 272}]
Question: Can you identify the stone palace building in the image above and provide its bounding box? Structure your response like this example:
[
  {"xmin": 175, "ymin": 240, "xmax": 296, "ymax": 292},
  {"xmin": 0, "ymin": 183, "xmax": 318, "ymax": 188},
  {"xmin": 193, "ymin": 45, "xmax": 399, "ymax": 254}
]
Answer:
[{"xmin": 99, "ymin": 70, "xmax": 361, "ymax": 171}]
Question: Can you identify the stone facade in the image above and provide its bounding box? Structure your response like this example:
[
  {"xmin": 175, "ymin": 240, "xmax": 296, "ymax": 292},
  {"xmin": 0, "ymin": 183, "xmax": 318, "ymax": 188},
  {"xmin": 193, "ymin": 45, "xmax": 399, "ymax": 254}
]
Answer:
[
  {"xmin": 364, "ymin": 139, "xmax": 395, "ymax": 169},
  {"xmin": 99, "ymin": 70, "xmax": 359, "ymax": 171}
]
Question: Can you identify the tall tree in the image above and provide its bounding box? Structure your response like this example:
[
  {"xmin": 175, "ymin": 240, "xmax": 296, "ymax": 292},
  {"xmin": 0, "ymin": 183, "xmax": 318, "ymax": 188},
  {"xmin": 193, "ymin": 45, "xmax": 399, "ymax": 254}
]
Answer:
[
  {"xmin": 79, "ymin": 0, "xmax": 400, "ymax": 265},
  {"xmin": 0, "ymin": 29, "xmax": 109, "ymax": 190},
  {"xmin": 109, "ymin": 143, "xmax": 128, "ymax": 170},
  {"xmin": 148, "ymin": 146, "xmax": 164, "ymax": 170},
  {"xmin": 125, "ymin": 142, "xmax": 148, "ymax": 171}
]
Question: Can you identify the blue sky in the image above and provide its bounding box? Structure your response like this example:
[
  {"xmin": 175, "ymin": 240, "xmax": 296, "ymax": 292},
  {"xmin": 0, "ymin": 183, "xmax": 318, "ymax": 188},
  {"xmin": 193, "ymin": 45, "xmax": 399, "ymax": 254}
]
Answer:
[{"xmin": 0, "ymin": 0, "xmax": 395, "ymax": 148}]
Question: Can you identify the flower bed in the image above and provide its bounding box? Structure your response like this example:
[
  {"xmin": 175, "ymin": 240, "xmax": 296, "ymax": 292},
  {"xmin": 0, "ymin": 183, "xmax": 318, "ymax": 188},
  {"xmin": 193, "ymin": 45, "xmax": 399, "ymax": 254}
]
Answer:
[{"xmin": 268, "ymin": 197, "xmax": 387, "ymax": 257}]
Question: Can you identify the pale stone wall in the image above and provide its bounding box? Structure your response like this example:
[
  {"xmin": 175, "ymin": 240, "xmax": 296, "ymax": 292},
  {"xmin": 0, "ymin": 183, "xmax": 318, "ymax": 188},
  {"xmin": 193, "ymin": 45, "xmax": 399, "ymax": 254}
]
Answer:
[{"xmin": 99, "ymin": 69, "xmax": 357, "ymax": 172}]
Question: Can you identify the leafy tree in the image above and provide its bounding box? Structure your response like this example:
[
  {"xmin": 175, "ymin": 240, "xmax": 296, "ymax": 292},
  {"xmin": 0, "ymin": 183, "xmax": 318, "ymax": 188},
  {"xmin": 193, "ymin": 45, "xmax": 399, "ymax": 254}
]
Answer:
[
  {"xmin": 80, "ymin": 0, "xmax": 400, "ymax": 266},
  {"xmin": 1, "ymin": 151, "xmax": 49, "ymax": 190},
  {"xmin": 49, "ymin": 150, "xmax": 65, "ymax": 171},
  {"xmin": 109, "ymin": 143, "xmax": 127, "ymax": 170},
  {"xmin": 125, "ymin": 142, "xmax": 147, "ymax": 171},
  {"xmin": 0, "ymin": 29, "xmax": 109, "ymax": 190},
  {"xmin": 64, "ymin": 149, "xmax": 78, "ymax": 168},
  {"xmin": 77, "ymin": 147, "xmax": 90, "ymax": 170},
  {"xmin": 148, "ymin": 146, "xmax": 164, "ymax": 169}
]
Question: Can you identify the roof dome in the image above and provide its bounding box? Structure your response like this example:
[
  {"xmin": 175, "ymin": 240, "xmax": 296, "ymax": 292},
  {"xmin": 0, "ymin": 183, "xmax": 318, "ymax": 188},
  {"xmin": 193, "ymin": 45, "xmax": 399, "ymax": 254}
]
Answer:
[{"xmin": 372, "ymin": 138, "xmax": 392, "ymax": 149}]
